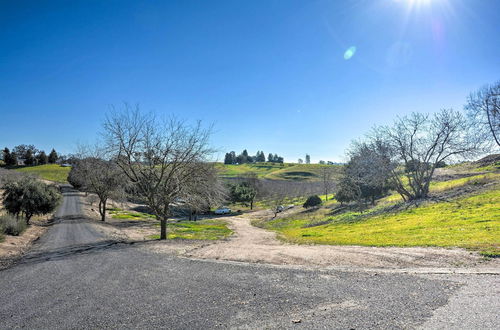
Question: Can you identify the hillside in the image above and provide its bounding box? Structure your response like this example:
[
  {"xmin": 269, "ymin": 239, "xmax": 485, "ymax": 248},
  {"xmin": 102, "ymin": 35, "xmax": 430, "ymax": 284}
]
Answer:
[
  {"xmin": 14, "ymin": 164, "xmax": 70, "ymax": 183},
  {"xmin": 253, "ymin": 158, "xmax": 500, "ymax": 257},
  {"xmin": 215, "ymin": 162, "xmax": 342, "ymax": 181},
  {"xmin": 9, "ymin": 162, "xmax": 342, "ymax": 184}
]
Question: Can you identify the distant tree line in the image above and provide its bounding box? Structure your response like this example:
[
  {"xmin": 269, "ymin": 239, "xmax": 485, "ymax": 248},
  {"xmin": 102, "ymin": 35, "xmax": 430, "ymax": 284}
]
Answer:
[
  {"xmin": 224, "ymin": 150, "xmax": 284, "ymax": 164},
  {"xmin": 2, "ymin": 144, "xmax": 59, "ymax": 167}
]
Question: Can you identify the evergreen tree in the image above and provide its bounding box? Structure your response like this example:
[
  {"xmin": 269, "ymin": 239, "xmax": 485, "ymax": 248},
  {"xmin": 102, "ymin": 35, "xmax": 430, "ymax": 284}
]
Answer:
[
  {"xmin": 229, "ymin": 151, "xmax": 236, "ymax": 164},
  {"xmin": 224, "ymin": 153, "xmax": 232, "ymax": 164},
  {"xmin": 242, "ymin": 149, "xmax": 249, "ymax": 163},
  {"xmin": 303, "ymin": 195, "xmax": 322, "ymax": 208},
  {"xmin": 38, "ymin": 151, "xmax": 48, "ymax": 165},
  {"xmin": 3, "ymin": 148, "xmax": 17, "ymax": 166},
  {"xmin": 10, "ymin": 152, "xmax": 17, "ymax": 166},
  {"xmin": 305, "ymin": 154, "xmax": 311, "ymax": 164},
  {"xmin": 24, "ymin": 150, "xmax": 35, "ymax": 166},
  {"xmin": 48, "ymin": 149, "xmax": 58, "ymax": 164},
  {"xmin": 267, "ymin": 153, "xmax": 273, "ymax": 162}
]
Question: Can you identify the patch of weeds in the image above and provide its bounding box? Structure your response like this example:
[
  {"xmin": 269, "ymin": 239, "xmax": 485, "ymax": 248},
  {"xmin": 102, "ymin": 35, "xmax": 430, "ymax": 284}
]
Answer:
[
  {"xmin": 111, "ymin": 210, "xmax": 156, "ymax": 220},
  {"xmin": 0, "ymin": 214, "xmax": 27, "ymax": 236}
]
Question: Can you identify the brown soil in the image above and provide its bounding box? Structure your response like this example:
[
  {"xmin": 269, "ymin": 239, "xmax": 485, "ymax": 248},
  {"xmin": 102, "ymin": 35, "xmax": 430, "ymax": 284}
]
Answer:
[
  {"xmin": 81, "ymin": 194, "xmax": 159, "ymax": 241},
  {"xmin": 0, "ymin": 220, "xmax": 50, "ymax": 270}
]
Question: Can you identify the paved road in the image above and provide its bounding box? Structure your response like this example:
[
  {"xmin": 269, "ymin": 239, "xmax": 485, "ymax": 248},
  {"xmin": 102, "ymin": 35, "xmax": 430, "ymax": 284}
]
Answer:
[{"xmin": 0, "ymin": 187, "xmax": 498, "ymax": 329}]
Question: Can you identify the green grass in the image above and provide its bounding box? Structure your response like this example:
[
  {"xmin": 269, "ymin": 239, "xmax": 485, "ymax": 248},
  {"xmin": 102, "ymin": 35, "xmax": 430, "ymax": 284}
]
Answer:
[
  {"xmin": 14, "ymin": 164, "xmax": 70, "ymax": 183},
  {"xmin": 150, "ymin": 220, "xmax": 232, "ymax": 240},
  {"xmin": 109, "ymin": 209, "xmax": 156, "ymax": 220},
  {"xmin": 430, "ymin": 173, "xmax": 500, "ymax": 192},
  {"xmin": 215, "ymin": 162, "xmax": 341, "ymax": 181},
  {"xmin": 475, "ymin": 161, "xmax": 500, "ymax": 172},
  {"xmin": 380, "ymin": 172, "xmax": 500, "ymax": 203},
  {"xmin": 257, "ymin": 188, "xmax": 500, "ymax": 255}
]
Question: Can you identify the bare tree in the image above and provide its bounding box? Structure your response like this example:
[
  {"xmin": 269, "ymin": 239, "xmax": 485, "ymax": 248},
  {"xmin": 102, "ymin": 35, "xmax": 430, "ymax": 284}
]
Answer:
[
  {"xmin": 319, "ymin": 167, "xmax": 335, "ymax": 201},
  {"xmin": 181, "ymin": 163, "xmax": 227, "ymax": 220},
  {"xmin": 371, "ymin": 109, "xmax": 482, "ymax": 201},
  {"xmin": 268, "ymin": 186, "xmax": 289, "ymax": 218},
  {"xmin": 69, "ymin": 155, "xmax": 125, "ymax": 221},
  {"xmin": 465, "ymin": 81, "xmax": 500, "ymax": 147},
  {"xmin": 103, "ymin": 106, "xmax": 215, "ymax": 239}
]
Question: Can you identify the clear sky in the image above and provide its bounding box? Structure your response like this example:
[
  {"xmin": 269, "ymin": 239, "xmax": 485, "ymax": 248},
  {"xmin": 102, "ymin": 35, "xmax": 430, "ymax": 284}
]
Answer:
[{"xmin": 1, "ymin": 0, "xmax": 499, "ymax": 162}]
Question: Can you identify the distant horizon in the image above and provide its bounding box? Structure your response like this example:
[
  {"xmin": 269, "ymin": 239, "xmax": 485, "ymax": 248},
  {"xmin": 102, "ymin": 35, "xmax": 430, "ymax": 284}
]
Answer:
[{"xmin": 1, "ymin": 0, "xmax": 499, "ymax": 162}]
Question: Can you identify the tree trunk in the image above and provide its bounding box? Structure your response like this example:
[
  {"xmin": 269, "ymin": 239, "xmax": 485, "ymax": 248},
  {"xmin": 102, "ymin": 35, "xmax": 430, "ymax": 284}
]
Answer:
[
  {"xmin": 160, "ymin": 219, "xmax": 167, "ymax": 240},
  {"xmin": 250, "ymin": 200, "xmax": 253, "ymax": 210},
  {"xmin": 101, "ymin": 199, "xmax": 107, "ymax": 221}
]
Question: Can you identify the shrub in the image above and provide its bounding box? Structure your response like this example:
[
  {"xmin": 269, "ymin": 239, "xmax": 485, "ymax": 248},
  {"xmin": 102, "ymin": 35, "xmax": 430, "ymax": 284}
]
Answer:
[
  {"xmin": 0, "ymin": 214, "xmax": 27, "ymax": 236},
  {"xmin": 2, "ymin": 177, "xmax": 62, "ymax": 224},
  {"xmin": 303, "ymin": 195, "xmax": 322, "ymax": 208}
]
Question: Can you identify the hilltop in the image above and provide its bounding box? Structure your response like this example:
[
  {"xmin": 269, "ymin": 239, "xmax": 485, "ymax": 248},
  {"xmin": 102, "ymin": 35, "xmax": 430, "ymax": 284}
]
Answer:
[{"xmin": 215, "ymin": 162, "xmax": 342, "ymax": 181}]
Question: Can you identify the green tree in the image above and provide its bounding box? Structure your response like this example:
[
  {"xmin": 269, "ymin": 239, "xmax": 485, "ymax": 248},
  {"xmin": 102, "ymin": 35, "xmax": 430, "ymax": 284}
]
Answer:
[
  {"xmin": 3, "ymin": 148, "xmax": 17, "ymax": 166},
  {"xmin": 2, "ymin": 177, "xmax": 62, "ymax": 224},
  {"xmin": 230, "ymin": 182, "xmax": 257, "ymax": 209},
  {"xmin": 37, "ymin": 151, "xmax": 48, "ymax": 165},
  {"xmin": 13, "ymin": 144, "xmax": 38, "ymax": 159},
  {"xmin": 24, "ymin": 150, "xmax": 35, "ymax": 166},
  {"xmin": 48, "ymin": 149, "xmax": 58, "ymax": 164},
  {"xmin": 303, "ymin": 195, "xmax": 322, "ymax": 208}
]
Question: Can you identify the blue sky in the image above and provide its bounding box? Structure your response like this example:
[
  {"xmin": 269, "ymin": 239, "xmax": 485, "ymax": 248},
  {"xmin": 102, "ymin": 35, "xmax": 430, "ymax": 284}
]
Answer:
[{"xmin": 1, "ymin": 0, "xmax": 499, "ymax": 162}]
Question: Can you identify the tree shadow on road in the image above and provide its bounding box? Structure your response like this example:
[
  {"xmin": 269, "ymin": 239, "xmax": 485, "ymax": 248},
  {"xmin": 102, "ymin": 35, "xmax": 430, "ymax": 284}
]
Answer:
[{"xmin": 11, "ymin": 239, "xmax": 156, "ymax": 267}]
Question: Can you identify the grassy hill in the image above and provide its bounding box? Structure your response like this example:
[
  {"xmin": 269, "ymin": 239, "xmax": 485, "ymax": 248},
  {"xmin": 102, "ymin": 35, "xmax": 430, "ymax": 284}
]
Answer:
[
  {"xmin": 10, "ymin": 162, "xmax": 338, "ymax": 184},
  {"xmin": 216, "ymin": 162, "xmax": 342, "ymax": 181},
  {"xmin": 253, "ymin": 159, "xmax": 500, "ymax": 257},
  {"xmin": 14, "ymin": 164, "xmax": 70, "ymax": 183}
]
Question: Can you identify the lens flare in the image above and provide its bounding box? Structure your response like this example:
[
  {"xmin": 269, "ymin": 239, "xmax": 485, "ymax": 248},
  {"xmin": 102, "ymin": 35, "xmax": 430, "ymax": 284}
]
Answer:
[{"xmin": 344, "ymin": 46, "xmax": 356, "ymax": 60}]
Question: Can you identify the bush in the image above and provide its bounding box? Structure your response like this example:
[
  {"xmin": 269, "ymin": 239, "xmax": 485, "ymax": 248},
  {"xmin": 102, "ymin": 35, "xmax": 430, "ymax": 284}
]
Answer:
[
  {"xmin": 303, "ymin": 195, "xmax": 322, "ymax": 208},
  {"xmin": 2, "ymin": 177, "xmax": 62, "ymax": 224},
  {"xmin": 0, "ymin": 214, "xmax": 27, "ymax": 236}
]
